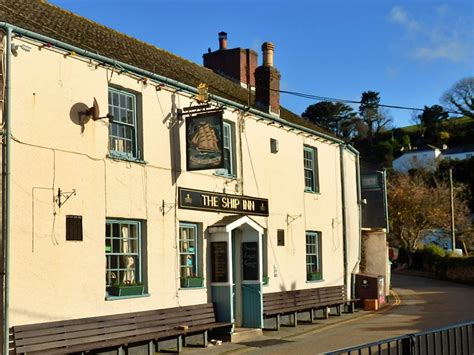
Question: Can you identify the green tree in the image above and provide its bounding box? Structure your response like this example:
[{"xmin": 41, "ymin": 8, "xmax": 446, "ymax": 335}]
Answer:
[
  {"xmin": 438, "ymin": 157, "xmax": 474, "ymax": 211},
  {"xmin": 441, "ymin": 77, "xmax": 474, "ymax": 118},
  {"xmin": 358, "ymin": 91, "xmax": 391, "ymax": 143},
  {"xmin": 375, "ymin": 140, "xmax": 394, "ymax": 167},
  {"xmin": 400, "ymin": 134, "xmax": 411, "ymax": 149},
  {"xmin": 418, "ymin": 105, "xmax": 448, "ymax": 144},
  {"xmin": 302, "ymin": 101, "xmax": 356, "ymax": 139}
]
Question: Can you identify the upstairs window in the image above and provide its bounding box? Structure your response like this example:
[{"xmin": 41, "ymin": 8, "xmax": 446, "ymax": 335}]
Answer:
[
  {"xmin": 108, "ymin": 87, "xmax": 140, "ymax": 160},
  {"xmin": 304, "ymin": 146, "xmax": 319, "ymax": 192},
  {"xmin": 216, "ymin": 121, "xmax": 236, "ymax": 177}
]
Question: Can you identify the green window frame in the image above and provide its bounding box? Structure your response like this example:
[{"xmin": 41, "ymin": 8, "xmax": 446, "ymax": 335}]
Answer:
[
  {"xmin": 108, "ymin": 87, "xmax": 138, "ymax": 159},
  {"xmin": 304, "ymin": 145, "xmax": 319, "ymax": 192},
  {"xmin": 216, "ymin": 121, "xmax": 235, "ymax": 177},
  {"xmin": 306, "ymin": 231, "xmax": 322, "ymax": 281},
  {"xmin": 179, "ymin": 222, "xmax": 202, "ymax": 288},
  {"xmin": 105, "ymin": 220, "xmax": 142, "ymax": 293}
]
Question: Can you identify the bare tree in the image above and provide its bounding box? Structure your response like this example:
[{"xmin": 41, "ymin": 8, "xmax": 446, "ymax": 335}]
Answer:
[
  {"xmin": 388, "ymin": 171, "xmax": 470, "ymax": 253},
  {"xmin": 441, "ymin": 77, "xmax": 474, "ymax": 118}
]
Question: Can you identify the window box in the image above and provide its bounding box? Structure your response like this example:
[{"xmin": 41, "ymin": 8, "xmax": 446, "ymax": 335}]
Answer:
[
  {"xmin": 307, "ymin": 272, "xmax": 322, "ymax": 281},
  {"xmin": 180, "ymin": 276, "xmax": 204, "ymax": 288},
  {"xmin": 262, "ymin": 276, "xmax": 270, "ymax": 285},
  {"xmin": 108, "ymin": 284, "xmax": 144, "ymax": 297}
]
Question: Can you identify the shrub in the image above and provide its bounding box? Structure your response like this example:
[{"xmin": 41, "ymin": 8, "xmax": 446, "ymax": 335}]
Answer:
[{"xmin": 417, "ymin": 244, "xmax": 446, "ymax": 271}]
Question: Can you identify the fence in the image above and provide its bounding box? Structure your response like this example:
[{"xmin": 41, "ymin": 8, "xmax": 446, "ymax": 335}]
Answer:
[{"xmin": 325, "ymin": 321, "xmax": 473, "ymax": 355}]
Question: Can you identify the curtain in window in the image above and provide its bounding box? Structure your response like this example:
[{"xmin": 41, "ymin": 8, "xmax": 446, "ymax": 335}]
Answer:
[{"xmin": 121, "ymin": 225, "xmax": 135, "ymax": 284}]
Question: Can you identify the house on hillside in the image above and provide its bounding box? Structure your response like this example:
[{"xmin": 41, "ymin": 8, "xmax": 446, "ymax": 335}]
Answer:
[
  {"xmin": 441, "ymin": 144, "xmax": 474, "ymax": 161},
  {"xmin": 393, "ymin": 143, "xmax": 474, "ymax": 173},
  {"xmin": 0, "ymin": 1, "xmax": 361, "ymax": 352},
  {"xmin": 392, "ymin": 144, "xmax": 442, "ymax": 173}
]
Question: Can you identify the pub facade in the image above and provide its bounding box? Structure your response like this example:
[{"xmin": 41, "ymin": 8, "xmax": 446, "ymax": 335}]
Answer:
[{"xmin": 0, "ymin": 0, "xmax": 361, "ymax": 341}]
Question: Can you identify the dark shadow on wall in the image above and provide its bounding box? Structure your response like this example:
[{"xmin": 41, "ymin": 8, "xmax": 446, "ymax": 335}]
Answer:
[{"xmin": 163, "ymin": 93, "xmax": 183, "ymax": 186}]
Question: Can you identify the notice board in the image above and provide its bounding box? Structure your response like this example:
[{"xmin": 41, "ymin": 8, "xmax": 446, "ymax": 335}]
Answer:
[
  {"xmin": 242, "ymin": 242, "xmax": 259, "ymax": 280},
  {"xmin": 211, "ymin": 242, "xmax": 228, "ymax": 283}
]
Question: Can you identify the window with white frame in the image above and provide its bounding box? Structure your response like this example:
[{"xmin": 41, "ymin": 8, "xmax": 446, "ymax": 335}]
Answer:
[
  {"xmin": 105, "ymin": 220, "xmax": 143, "ymax": 293},
  {"xmin": 306, "ymin": 231, "xmax": 322, "ymax": 281},
  {"xmin": 179, "ymin": 222, "xmax": 202, "ymax": 288},
  {"xmin": 216, "ymin": 121, "xmax": 235, "ymax": 177},
  {"xmin": 304, "ymin": 146, "xmax": 319, "ymax": 192},
  {"xmin": 108, "ymin": 87, "xmax": 140, "ymax": 159}
]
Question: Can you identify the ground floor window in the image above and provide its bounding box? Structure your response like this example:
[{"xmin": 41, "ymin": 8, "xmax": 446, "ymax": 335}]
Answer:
[
  {"xmin": 179, "ymin": 222, "xmax": 203, "ymax": 288},
  {"xmin": 306, "ymin": 231, "xmax": 322, "ymax": 281},
  {"xmin": 106, "ymin": 219, "xmax": 144, "ymax": 296}
]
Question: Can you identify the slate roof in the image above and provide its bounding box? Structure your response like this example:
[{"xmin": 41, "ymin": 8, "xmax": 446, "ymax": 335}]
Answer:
[
  {"xmin": 0, "ymin": 0, "xmax": 335, "ymax": 138},
  {"xmin": 402, "ymin": 144, "xmax": 440, "ymax": 154},
  {"xmin": 443, "ymin": 144, "xmax": 474, "ymax": 155}
]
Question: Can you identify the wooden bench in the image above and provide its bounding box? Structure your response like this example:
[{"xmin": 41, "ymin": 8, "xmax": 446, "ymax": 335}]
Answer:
[
  {"xmin": 263, "ymin": 285, "xmax": 358, "ymax": 330},
  {"xmin": 11, "ymin": 303, "xmax": 232, "ymax": 354}
]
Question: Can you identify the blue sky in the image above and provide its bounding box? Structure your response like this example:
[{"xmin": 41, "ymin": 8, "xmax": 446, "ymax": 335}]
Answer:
[{"xmin": 49, "ymin": 0, "xmax": 473, "ymax": 128}]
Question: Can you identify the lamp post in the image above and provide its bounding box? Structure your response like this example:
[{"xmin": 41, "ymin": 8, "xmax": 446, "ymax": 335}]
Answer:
[{"xmin": 450, "ymin": 168, "xmax": 456, "ymax": 252}]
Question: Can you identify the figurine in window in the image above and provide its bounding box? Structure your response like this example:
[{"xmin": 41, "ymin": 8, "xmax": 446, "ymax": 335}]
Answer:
[{"xmin": 123, "ymin": 256, "xmax": 135, "ymax": 284}]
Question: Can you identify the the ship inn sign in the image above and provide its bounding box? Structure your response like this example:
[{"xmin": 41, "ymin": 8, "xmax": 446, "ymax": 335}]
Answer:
[
  {"xmin": 186, "ymin": 111, "xmax": 224, "ymax": 171},
  {"xmin": 178, "ymin": 188, "xmax": 269, "ymax": 217}
]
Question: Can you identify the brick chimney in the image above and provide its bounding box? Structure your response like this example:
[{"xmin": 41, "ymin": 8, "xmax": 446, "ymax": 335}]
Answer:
[
  {"xmin": 218, "ymin": 31, "xmax": 227, "ymax": 50},
  {"xmin": 203, "ymin": 32, "xmax": 258, "ymax": 87},
  {"xmin": 255, "ymin": 42, "xmax": 280, "ymax": 115}
]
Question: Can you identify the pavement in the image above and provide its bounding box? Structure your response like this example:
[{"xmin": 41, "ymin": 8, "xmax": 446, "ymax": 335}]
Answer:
[
  {"xmin": 181, "ymin": 288, "xmax": 400, "ymax": 354},
  {"xmin": 177, "ymin": 271, "xmax": 474, "ymax": 354}
]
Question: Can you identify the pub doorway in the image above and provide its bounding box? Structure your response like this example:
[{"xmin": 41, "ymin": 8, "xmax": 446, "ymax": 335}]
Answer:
[{"xmin": 208, "ymin": 215, "xmax": 263, "ymax": 330}]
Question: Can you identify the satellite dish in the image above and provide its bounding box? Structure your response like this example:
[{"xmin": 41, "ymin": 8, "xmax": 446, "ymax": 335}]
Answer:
[
  {"xmin": 87, "ymin": 98, "xmax": 100, "ymax": 120},
  {"xmin": 80, "ymin": 98, "xmax": 113, "ymax": 121}
]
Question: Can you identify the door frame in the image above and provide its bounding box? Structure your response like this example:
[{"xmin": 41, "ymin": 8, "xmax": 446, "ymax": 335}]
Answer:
[{"xmin": 208, "ymin": 216, "xmax": 264, "ymax": 329}]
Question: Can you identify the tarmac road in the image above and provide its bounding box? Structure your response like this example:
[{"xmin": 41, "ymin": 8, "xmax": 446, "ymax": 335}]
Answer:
[{"xmin": 184, "ymin": 273, "xmax": 474, "ymax": 354}]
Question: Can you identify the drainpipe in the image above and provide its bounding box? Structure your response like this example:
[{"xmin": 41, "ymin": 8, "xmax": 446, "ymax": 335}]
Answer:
[
  {"xmin": 351, "ymin": 151, "xmax": 362, "ymax": 300},
  {"xmin": 339, "ymin": 145, "xmax": 348, "ymax": 295},
  {"xmin": 2, "ymin": 25, "xmax": 12, "ymax": 355}
]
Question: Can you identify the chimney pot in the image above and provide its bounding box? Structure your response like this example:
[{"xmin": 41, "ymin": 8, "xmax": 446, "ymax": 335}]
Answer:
[
  {"xmin": 261, "ymin": 42, "xmax": 274, "ymax": 67},
  {"xmin": 218, "ymin": 31, "xmax": 228, "ymax": 50}
]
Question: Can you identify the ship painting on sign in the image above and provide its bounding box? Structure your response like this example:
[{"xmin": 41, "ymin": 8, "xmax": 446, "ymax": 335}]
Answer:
[
  {"xmin": 192, "ymin": 123, "xmax": 220, "ymax": 153},
  {"xmin": 186, "ymin": 113, "xmax": 224, "ymax": 170}
]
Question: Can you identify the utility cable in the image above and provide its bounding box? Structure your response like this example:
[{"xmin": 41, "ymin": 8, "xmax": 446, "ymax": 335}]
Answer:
[{"xmin": 274, "ymin": 88, "xmax": 462, "ymax": 115}]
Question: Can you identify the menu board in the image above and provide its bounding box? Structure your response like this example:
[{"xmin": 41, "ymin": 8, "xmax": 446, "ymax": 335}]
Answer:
[
  {"xmin": 211, "ymin": 242, "xmax": 228, "ymax": 283},
  {"xmin": 242, "ymin": 242, "xmax": 259, "ymax": 280}
]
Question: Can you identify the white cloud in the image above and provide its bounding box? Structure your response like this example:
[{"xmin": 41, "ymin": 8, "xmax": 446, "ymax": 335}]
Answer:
[
  {"xmin": 390, "ymin": 6, "xmax": 420, "ymax": 31},
  {"xmin": 414, "ymin": 41, "xmax": 469, "ymax": 62},
  {"xmin": 389, "ymin": 5, "xmax": 472, "ymax": 63}
]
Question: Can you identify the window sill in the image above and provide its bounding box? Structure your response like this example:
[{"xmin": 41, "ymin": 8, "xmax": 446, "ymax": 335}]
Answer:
[
  {"xmin": 107, "ymin": 153, "xmax": 147, "ymax": 165},
  {"xmin": 305, "ymin": 280, "xmax": 324, "ymax": 284},
  {"xmin": 105, "ymin": 293, "xmax": 150, "ymax": 301},
  {"xmin": 304, "ymin": 190, "xmax": 321, "ymax": 195},
  {"xmin": 213, "ymin": 172, "xmax": 237, "ymax": 180},
  {"xmin": 178, "ymin": 287, "xmax": 206, "ymax": 291}
]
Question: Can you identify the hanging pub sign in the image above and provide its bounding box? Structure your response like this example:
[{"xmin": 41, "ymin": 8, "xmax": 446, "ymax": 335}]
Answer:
[
  {"xmin": 178, "ymin": 187, "xmax": 269, "ymax": 217},
  {"xmin": 186, "ymin": 111, "xmax": 224, "ymax": 171}
]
